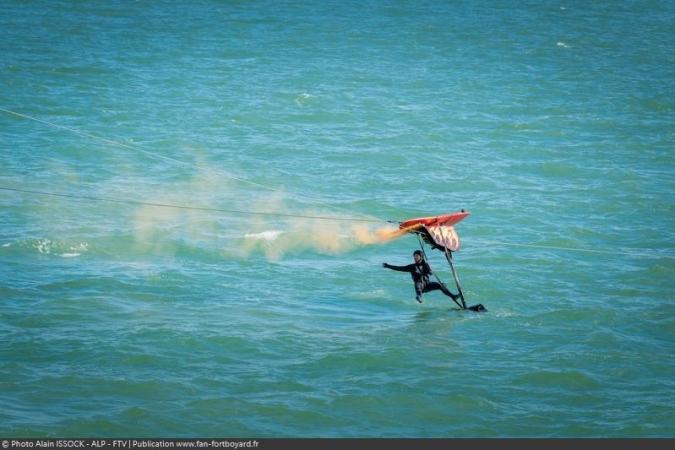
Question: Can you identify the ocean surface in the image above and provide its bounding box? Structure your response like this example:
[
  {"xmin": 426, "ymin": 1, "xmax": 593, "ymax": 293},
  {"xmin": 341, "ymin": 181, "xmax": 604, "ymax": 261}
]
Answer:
[{"xmin": 1, "ymin": 0, "xmax": 674, "ymax": 438}]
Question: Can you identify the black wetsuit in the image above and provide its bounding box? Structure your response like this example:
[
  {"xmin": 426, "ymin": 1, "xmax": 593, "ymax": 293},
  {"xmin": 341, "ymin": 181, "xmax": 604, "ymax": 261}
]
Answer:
[{"xmin": 384, "ymin": 261, "xmax": 457, "ymax": 302}]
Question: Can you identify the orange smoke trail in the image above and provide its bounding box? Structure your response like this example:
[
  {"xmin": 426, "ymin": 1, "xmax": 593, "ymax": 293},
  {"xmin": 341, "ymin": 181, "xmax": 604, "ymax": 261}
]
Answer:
[
  {"xmin": 376, "ymin": 223, "xmax": 423, "ymax": 242},
  {"xmin": 354, "ymin": 223, "xmax": 423, "ymax": 245}
]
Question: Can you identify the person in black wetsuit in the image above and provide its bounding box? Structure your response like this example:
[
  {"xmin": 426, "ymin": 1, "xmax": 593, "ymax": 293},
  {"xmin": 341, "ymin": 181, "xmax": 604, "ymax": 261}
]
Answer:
[{"xmin": 382, "ymin": 250, "xmax": 461, "ymax": 304}]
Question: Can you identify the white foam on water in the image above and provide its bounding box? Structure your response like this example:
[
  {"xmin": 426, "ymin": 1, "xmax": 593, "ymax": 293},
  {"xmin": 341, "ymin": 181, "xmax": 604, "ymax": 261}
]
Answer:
[
  {"xmin": 60, "ymin": 242, "xmax": 88, "ymax": 258},
  {"xmin": 244, "ymin": 230, "xmax": 283, "ymax": 241},
  {"xmin": 31, "ymin": 239, "xmax": 89, "ymax": 257},
  {"xmin": 35, "ymin": 238, "xmax": 53, "ymax": 254},
  {"xmin": 295, "ymin": 92, "xmax": 314, "ymax": 106}
]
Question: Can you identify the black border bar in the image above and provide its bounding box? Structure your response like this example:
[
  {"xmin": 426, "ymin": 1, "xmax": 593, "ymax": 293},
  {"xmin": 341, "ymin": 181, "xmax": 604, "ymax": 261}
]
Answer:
[{"xmin": 0, "ymin": 439, "xmax": 673, "ymax": 450}]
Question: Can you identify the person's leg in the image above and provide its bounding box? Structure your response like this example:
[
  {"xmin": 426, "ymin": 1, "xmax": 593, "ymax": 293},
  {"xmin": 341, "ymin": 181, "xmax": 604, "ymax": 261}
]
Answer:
[
  {"xmin": 414, "ymin": 281, "xmax": 424, "ymax": 303},
  {"xmin": 424, "ymin": 282, "xmax": 460, "ymax": 300}
]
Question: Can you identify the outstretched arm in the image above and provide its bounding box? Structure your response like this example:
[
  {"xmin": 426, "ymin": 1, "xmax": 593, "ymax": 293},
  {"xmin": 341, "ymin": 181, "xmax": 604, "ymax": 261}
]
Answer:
[{"xmin": 382, "ymin": 263, "xmax": 414, "ymax": 272}]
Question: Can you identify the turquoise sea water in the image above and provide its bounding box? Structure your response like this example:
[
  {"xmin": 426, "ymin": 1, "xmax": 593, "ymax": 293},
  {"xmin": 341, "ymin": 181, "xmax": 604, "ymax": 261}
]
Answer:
[{"xmin": 1, "ymin": 0, "xmax": 674, "ymax": 437}]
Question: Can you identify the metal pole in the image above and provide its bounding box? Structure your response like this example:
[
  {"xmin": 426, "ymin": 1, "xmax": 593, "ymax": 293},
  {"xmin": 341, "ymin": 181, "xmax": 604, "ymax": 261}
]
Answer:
[{"xmin": 444, "ymin": 248, "xmax": 467, "ymax": 309}]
